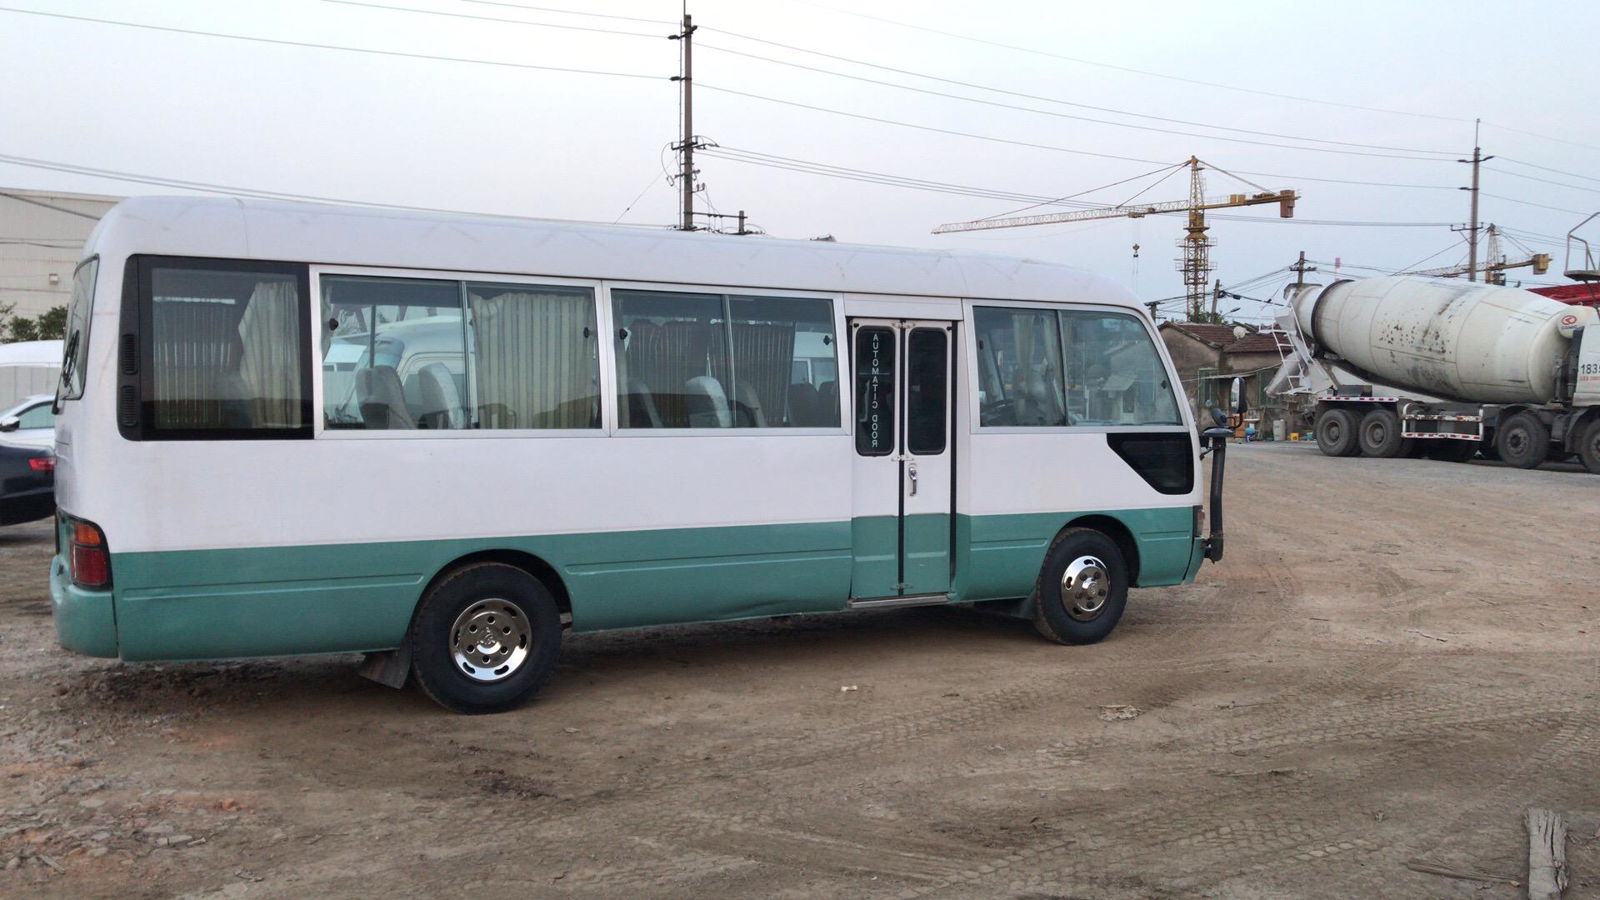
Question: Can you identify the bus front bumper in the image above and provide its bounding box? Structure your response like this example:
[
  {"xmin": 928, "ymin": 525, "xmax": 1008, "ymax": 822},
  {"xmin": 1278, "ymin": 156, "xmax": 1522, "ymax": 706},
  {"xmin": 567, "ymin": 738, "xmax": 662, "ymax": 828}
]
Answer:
[{"xmin": 50, "ymin": 554, "xmax": 118, "ymax": 658}]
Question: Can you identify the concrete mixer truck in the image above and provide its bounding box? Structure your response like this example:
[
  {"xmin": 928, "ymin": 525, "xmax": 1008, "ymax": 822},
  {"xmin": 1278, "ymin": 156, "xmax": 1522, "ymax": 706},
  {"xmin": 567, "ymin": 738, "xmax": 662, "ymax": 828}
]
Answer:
[{"xmin": 1267, "ymin": 276, "xmax": 1600, "ymax": 473}]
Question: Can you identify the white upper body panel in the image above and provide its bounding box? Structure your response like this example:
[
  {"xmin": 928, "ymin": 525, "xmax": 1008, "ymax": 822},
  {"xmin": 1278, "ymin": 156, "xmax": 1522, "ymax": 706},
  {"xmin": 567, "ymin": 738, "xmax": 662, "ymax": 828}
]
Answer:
[{"xmin": 82, "ymin": 197, "xmax": 1140, "ymax": 308}]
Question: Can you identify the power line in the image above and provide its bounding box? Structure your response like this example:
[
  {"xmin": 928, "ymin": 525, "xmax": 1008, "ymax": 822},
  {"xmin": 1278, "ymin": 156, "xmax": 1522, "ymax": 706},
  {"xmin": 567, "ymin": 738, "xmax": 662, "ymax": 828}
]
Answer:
[
  {"xmin": 694, "ymin": 30, "xmax": 1458, "ymax": 158},
  {"xmin": 1480, "ymin": 193, "xmax": 1589, "ymax": 216},
  {"xmin": 0, "ymin": 191, "xmax": 103, "ymax": 220},
  {"xmin": 1482, "ymin": 121, "xmax": 1600, "ymax": 156},
  {"xmin": 0, "ymin": 151, "xmax": 680, "ymax": 226},
  {"xmin": 0, "ymin": 5, "xmax": 665, "ymax": 80},
  {"xmin": 699, "ymin": 84, "xmax": 1461, "ymax": 184},
  {"xmin": 1496, "ymin": 156, "xmax": 1600, "ymax": 187},
  {"xmin": 324, "ymin": 0, "xmax": 663, "ymax": 39},
  {"xmin": 458, "ymin": 0, "xmax": 676, "ymax": 26},
  {"xmin": 778, "ymin": 0, "xmax": 1474, "ymax": 125},
  {"xmin": 1482, "ymin": 166, "xmax": 1600, "ymax": 197},
  {"xmin": 704, "ymin": 147, "xmax": 1457, "ymax": 227}
]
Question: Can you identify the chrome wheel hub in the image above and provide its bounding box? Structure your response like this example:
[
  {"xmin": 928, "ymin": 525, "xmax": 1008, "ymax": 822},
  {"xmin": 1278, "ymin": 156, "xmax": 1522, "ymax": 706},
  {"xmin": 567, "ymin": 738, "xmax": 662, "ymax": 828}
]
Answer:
[
  {"xmin": 1060, "ymin": 555, "xmax": 1111, "ymax": 622},
  {"xmin": 450, "ymin": 599, "xmax": 532, "ymax": 683}
]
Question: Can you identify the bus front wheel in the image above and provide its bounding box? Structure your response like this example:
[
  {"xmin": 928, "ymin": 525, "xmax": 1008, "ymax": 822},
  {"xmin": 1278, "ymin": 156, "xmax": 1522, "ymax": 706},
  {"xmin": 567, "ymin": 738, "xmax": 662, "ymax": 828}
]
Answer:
[
  {"xmin": 1032, "ymin": 528, "xmax": 1129, "ymax": 645},
  {"xmin": 410, "ymin": 562, "xmax": 562, "ymax": 715}
]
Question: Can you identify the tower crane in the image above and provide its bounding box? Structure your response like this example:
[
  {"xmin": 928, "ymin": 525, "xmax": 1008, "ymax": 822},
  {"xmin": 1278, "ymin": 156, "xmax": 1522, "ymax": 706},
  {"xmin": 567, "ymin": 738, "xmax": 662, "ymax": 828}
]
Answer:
[
  {"xmin": 934, "ymin": 157, "xmax": 1297, "ymax": 321},
  {"xmin": 1409, "ymin": 225, "xmax": 1550, "ymax": 284}
]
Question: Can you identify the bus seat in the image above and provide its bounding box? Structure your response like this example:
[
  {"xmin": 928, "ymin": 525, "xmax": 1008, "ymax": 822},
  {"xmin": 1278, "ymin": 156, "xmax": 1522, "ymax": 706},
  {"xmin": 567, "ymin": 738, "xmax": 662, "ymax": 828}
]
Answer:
[
  {"xmin": 786, "ymin": 382, "xmax": 819, "ymax": 426},
  {"xmin": 684, "ymin": 375, "xmax": 731, "ymax": 428},
  {"xmin": 734, "ymin": 381, "xmax": 766, "ymax": 427},
  {"xmin": 417, "ymin": 362, "xmax": 466, "ymax": 429},
  {"xmin": 624, "ymin": 379, "xmax": 662, "ymax": 428},
  {"xmin": 815, "ymin": 380, "xmax": 838, "ymax": 424},
  {"xmin": 357, "ymin": 365, "xmax": 416, "ymax": 429},
  {"xmin": 1023, "ymin": 372, "xmax": 1066, "ymax": 426}
]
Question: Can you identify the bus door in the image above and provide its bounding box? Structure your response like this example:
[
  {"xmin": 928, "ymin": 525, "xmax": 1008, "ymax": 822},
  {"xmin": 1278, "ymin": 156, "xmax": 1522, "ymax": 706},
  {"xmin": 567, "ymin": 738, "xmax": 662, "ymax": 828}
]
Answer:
[{"xmin": 848, "ymin": 319, "xmax": 954, "ymax": 602}]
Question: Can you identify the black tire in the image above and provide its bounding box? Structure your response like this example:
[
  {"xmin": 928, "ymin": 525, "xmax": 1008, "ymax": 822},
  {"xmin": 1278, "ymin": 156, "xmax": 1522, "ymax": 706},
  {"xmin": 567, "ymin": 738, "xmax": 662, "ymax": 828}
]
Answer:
[
  {"xmin": 1315, "ymin": 407, "xmax": 1360, "ymax": 457},
  {"xmin": 1577, "ymin": 418, "xmax": 1600, "ymax": 475},
  {"xmin": 409, "ymin": 562, "xmax": 562, "ymax": 715},
  {"xmin": 1032, "ymin": 528, "xmax": 1129, "ymax": 645},
  {"xmin": 1358, "ymin": 408, "xmax": 1410, "ymax": 458},
  {"xmin": 1495, "ymin": 411, "xmax": 1549, "ymax": 470},
  {"xmin": 1424, "ymin": 440, "xmax": 1479, "ymax": 463}
]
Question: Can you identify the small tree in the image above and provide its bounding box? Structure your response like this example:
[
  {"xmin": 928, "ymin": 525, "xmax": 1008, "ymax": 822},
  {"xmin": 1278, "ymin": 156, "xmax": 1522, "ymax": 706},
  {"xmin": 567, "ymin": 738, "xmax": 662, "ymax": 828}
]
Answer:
[
  {"xmin": 6, "ymin": 316, "xmax": 40, "ymax": 343},
  {"xmin": 35, "ymin": 305, "xmax": 68, "ymax": 340}
]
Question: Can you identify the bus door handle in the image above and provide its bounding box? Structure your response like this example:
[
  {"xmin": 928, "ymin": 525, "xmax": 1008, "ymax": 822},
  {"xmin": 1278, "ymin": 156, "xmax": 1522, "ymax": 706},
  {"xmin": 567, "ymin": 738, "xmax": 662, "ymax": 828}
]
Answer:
[{"xmin": 906, "ymin": 460, "xmax": 918, "ymax": 496}]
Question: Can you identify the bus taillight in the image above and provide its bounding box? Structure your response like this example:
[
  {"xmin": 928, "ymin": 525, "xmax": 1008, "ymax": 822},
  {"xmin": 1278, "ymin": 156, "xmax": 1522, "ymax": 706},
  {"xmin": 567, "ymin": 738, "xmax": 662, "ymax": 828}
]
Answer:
[{"xmin": 68, "ymin": 518, "xmax": 111, "ymax": 589}]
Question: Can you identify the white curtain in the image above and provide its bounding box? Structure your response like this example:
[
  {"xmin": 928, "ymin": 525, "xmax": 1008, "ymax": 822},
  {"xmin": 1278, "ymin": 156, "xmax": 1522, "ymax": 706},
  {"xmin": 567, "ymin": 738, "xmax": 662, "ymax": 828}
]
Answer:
[
  {"xmin": 470, "ymin": 290, "xmax": 597, "ymax": 429},
  {"xmin": 237, "ymin": 279, "xmax": 303, "ymax": 427}
]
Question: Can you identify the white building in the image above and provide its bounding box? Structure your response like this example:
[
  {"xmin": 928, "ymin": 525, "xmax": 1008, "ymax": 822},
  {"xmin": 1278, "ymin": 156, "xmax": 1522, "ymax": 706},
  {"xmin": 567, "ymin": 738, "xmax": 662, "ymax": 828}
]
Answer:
[{"xmin": 1, "ymin": 188, "xmax": 121, "ymax": 320}]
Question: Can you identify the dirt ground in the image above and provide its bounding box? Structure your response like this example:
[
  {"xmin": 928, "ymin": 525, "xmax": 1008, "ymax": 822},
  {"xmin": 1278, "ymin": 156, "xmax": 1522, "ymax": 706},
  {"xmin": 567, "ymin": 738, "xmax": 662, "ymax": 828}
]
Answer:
[{"xmin": 2, "ymin": 441, "xmax": 1597, "ymax": 898}]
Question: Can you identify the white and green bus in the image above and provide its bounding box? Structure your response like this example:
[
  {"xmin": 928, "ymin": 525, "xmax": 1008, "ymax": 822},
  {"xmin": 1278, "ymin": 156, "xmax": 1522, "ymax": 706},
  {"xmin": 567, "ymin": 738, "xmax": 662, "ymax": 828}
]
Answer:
[{"xmin": 50, "ymin": 197, "xmax": 1227, "ymax": 714}]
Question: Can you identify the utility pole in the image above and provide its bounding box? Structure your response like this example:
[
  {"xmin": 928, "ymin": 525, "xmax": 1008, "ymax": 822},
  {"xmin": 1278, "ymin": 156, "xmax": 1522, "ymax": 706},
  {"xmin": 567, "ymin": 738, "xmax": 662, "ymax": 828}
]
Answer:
[
  {"xmin": 670, "ymin": 13, "xmax": 699, "ymax": 231},
  {"xmin": 1210, "ymin": 278, "xmax": 1222, "ymax": 321},
  {"xmin": 1290, "ymin": 250, "xmax": 1316, "ymax": 290},
  {"xmin": 1459, "ymin": 119, "xmax": 1494, "ymax": 282}
]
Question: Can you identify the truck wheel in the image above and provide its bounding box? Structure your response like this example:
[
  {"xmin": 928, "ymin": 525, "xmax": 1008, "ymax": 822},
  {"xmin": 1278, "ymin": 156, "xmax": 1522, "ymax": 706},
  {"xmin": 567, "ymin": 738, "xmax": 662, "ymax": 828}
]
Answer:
[
  {"xmin": 1578, "ymin": 419, "xmax": 1600, "ymax": 475},
  {"xmin": 1033, "ymin": 528, "xmax": 1129, "ymax": 646},
  {"xmin": 409, "ymin": 563, "xmax": 562, "ymax": 715},
  {"xmin": 1315, "ymin": 408, "xmax": 1360, "ymax": 457},
  {"xmin": 1358, "ymin": 409, "xmax": 1410, "ymax": 458},
  {"xmin": 1495, "ymin": 412, "xmax": 1549, "ymax": 469}
]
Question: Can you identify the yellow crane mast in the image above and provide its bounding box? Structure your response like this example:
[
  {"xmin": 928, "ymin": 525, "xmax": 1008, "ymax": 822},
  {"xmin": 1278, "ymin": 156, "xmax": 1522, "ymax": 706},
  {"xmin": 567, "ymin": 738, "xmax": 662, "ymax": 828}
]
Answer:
[{"xmin": 934, "ymin": 157, "xmax": 1297, "ymax": 321}]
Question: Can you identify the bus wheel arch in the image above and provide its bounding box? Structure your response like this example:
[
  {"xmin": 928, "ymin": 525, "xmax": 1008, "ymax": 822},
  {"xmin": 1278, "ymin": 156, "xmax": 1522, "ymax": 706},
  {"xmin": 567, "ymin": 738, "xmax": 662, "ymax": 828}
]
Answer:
[
  {"xmin": 1060, "ymin": 515, "xmax": 1140, "ymax": 586},
  {"xmin": 424, "ymin": 550, "xmax": 574, "ymax": 623}
]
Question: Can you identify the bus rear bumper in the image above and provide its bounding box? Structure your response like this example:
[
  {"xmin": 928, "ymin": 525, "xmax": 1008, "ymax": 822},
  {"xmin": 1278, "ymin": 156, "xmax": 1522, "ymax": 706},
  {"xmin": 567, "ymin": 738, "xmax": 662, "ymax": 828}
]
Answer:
[{"xmin": 50, "ymin": 554, "xmax": 118, "ymax": 658}]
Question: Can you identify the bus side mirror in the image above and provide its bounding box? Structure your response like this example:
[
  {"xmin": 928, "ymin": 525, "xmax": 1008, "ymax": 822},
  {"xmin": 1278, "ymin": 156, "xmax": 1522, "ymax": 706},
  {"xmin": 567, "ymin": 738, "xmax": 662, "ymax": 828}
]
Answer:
[{"xmin": 0, "ymin": 415, "xmax": 19, "ymax": 432}]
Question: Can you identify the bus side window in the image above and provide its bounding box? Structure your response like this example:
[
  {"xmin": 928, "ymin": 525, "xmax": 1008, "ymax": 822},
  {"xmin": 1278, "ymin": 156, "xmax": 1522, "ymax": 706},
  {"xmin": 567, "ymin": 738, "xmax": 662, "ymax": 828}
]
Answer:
[
  {"xmin": 467, "ymin": 283, "xmax": 599, "ymax": 430},
  {"xmin": 321, "ymin": 276, "xmax": 463, "ymax": 430},
  {"xmin": 142, "ymin": 259, "xmax": 309, "ymax": 438},
  {"xmin": 972, "ymin": 307, "xmax": 1067, "ymax": 427},
  {"xmin": 613, "ymin": 290, "xmax": 840, "ymax": 429},
  {"xmin": 729, "ymin": 295, "xmax": 838, "ymax": 428},
  {"xmin": 1059, "ymin": 312, "xmax": 1182, "ymax": 426}
]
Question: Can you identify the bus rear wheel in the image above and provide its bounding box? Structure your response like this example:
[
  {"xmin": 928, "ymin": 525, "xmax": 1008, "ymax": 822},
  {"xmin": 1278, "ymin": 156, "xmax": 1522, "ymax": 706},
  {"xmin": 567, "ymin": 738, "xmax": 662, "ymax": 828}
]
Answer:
[
  {"xmin": 410, "ymin": 562, "xmax": 562, "ymax": 715},
  {"xmin": 1033, "ymin": 528, "xmax": 1129, "ymax": 645}
]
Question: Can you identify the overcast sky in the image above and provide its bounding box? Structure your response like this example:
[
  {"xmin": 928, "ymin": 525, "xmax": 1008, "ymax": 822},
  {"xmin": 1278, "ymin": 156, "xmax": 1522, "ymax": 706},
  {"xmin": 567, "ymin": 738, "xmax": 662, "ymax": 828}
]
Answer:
[{"xmin": 5, "ymin": 0, "xmax": 1598, "ymax": 320}]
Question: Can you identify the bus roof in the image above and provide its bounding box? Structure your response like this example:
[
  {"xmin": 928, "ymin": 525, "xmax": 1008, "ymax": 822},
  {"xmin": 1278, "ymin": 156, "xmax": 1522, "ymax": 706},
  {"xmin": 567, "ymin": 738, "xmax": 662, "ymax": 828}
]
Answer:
[{"xmin": 86, "ymin": 197, "xmax": 1139, "ymax": 309}]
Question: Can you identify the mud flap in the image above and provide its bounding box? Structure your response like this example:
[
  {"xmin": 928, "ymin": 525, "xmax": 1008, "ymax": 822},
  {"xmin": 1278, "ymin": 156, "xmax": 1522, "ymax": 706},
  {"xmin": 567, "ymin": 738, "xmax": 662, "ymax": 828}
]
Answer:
[{"xmin": 358, "ymin": 644, "xmax": 412, "ymax": 689}]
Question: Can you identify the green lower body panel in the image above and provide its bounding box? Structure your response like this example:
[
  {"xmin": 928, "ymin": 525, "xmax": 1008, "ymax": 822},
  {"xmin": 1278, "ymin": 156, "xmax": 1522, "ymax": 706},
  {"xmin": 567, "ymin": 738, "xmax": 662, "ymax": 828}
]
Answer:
[
  {"xmin": 50, "ymin": 555, "xmax": 118, "ymax": 658},
  {"xmin": 66, "ymin": 508, "xmax": 1196, "ymax": 663},
  {"xmin": 849, "ymin": 516, "xmax": 899, "ymax": 599},
  {"xmin": 849, "ymin": 513, "xmax": 952, "ymax": 598},
  {"xmin": 902, "ymin": 513, "xmax": 952, "ymax": 594},
  {"xmin": 953, "ymin": 507, "xmax": 1197, "ymax": 602},
  {"xmin": 107, "ymin": 521, "xmax": 855, "ymax": 660}
]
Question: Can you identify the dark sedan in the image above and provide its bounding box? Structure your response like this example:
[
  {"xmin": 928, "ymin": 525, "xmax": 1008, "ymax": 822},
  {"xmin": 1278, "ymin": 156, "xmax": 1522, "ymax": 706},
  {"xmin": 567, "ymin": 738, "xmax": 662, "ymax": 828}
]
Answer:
[{"xmin": 0, "ymin": 440, "xmax": 54, "ymax": 526}]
